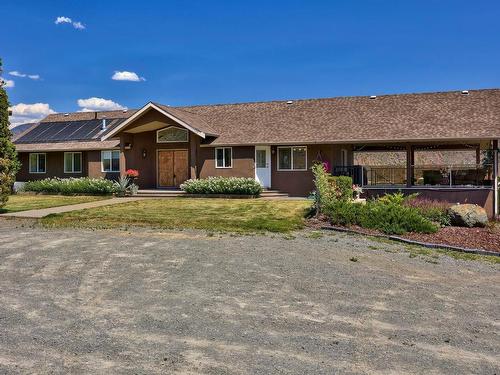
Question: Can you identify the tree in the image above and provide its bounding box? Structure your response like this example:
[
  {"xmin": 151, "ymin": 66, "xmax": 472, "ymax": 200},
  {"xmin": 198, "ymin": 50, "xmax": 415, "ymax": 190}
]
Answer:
[{"xmin": 0, "ymin": 58, "xmax": 20, "ymax": 208}]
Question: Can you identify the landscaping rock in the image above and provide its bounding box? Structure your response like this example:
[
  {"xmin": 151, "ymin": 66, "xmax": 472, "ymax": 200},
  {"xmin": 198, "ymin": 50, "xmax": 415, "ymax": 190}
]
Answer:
[{"xmin": 449, "ymin": 204, "xmax": 488, "ymax": 228}]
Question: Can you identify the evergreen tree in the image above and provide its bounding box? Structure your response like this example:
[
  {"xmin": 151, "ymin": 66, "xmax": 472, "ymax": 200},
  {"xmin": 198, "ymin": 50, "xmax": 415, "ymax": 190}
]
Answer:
[{"xmin": 0, "ymin": 58, "xmax": 20, "ymax": 208}]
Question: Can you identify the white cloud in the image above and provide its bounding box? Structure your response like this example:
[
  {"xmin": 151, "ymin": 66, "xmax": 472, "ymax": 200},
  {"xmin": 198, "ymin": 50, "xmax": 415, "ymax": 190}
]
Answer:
[
  {"xmin": 8, "ymin": 103, "xmax": 56, "ymax": 127},
  {"xmin": 112, "ymin": 71, "xmax": 146, "ymax": 82},
  {"xmin": 9, "ymin": 71, "xmax": 41, "ymax": 80},
  {"xmin": 72, "ymin": 21, "xmax": 85, "ymax": 30},
  {"xmin": 55, "ymin": 16, "xmax": 86, "ymax": 30},
  {"xmin": 55, "ymin": 16, "xmax": 72, "ymax": 24},
  {"xmin": 9, "ymin": 71, "xmax": 26, "ymax": 77},
  {"xmin": 1, "ymin": 79, "xmax": 15, "ymax": 88},
  {"xmin": 77, "ymin": 97, "xmax": 126, "ymax": 112}
]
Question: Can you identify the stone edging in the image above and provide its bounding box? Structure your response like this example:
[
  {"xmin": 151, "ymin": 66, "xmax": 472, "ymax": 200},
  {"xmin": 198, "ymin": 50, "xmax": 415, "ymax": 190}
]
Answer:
[{"xmin": 320, "ymin": 226, "xmax": 500, "ymax": 257}]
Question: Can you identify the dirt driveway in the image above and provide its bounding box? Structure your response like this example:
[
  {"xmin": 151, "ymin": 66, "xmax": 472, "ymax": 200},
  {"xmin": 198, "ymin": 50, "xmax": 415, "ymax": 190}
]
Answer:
[{"xmin": 0, "ymin": 219, "xmax": 498, "ymax": 374}]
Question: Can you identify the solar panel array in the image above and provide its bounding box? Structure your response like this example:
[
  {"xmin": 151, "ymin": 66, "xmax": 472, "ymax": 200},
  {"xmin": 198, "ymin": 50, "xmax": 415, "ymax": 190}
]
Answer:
[{"xmin": 15, "ymin": 118, "xmax": 127, "ymax": 143}]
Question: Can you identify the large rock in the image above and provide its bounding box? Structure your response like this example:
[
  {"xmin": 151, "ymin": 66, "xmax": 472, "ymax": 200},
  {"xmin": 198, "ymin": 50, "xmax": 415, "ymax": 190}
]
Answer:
[{"xmin": 449, "ymin": 204, "xmax": 488, "ymax": 228}]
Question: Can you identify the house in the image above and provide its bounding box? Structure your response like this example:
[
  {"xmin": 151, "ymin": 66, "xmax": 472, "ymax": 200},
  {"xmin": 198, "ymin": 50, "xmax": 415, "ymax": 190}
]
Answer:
[{"xmin": 13, "ymin": 89, "xmax": 500, "ymax": 217}]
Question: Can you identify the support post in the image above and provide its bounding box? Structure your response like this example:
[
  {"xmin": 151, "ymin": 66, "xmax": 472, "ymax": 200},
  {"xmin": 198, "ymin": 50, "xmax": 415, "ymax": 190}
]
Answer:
[
  {"xmin": 406, "ymin": 144, "xmax": 414, "ymax": 188},
  {"xmin": 494, "ymin": 140, "xmax": 499, "ymax": 219},
  {"xmin": 119, "ymin": 134, "xmax": 126, "ymax": 178}
]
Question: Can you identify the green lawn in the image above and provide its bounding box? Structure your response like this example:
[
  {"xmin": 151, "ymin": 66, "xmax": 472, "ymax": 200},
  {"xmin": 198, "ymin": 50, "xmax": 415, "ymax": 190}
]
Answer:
[
  {"xmin": 0, "ymin": 194, "xmax": 109, "ymax": 214},
  {"xmin": 41, "ymin": 198, "xmax": 311, "ymax": 233}
]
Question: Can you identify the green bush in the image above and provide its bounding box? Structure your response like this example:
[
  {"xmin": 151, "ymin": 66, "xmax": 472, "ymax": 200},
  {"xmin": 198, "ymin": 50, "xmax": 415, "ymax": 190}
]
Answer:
[
  {"xmin": 23, "ymin": 177, "xmax": 117, "ymax": 195},
  {"xmin": 329, "ymin": 176, "xmax": 353, "ymax": 201},
  {"xmin": 359, "ymin": 200, "xmax": 438, "ymax": 235},
  {"xmin": 180, "ymin": 177, "xmax": 262, "ymax": 196},
  {"xmin": 323, "ymin": 192, "xmax": 438, "ymax": 235},
  {"xmin": 1, "ymin": 59, "xmax": 21, "ymax": 208},
  {"xmin": 323, "ymin": 200, "xmax": 362, "ymax": 226},
  {"xmin": 311, "ymin": 162, "xmax": 333, "ymax": 214}
]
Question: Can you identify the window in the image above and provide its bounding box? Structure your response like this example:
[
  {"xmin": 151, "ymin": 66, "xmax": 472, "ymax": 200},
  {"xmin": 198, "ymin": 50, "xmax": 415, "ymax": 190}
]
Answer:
[
  {"xmin": 29, "ymin": 153, "xmax": 46, "ymax": 173},
  {"xmin": 64, "ymin": 152, "xmax": 82, "ymax": 173},
  {"xmin": 256, "ymin": 149, "xmax": 267, "ymax": 168},
  {"xmin": 215, "ymin": 147, "xmax": 232, "ymax": 168},
  {"xmin": 278, "ymin": 146, "xmax": 307, "ymax": 171},
  {"xmin": 157, "ymin": 127, "xmax": 189, "ymax": 143},
  {"xmin": 101, "ymin": 150, "xmax": 120, "ymax": 172}
]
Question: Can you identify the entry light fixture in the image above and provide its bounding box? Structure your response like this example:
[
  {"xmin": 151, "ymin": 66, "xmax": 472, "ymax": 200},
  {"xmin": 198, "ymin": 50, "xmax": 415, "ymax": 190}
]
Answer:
[{"xmin": 142, "ymin": 148, "xmax": 147, "ymax": 158}]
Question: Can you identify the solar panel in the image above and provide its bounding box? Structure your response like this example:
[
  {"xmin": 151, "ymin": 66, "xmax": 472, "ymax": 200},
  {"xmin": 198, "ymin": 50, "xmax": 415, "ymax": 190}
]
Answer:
[{"xmin": 15, "ymin": 118, "xmax": 127, "ymax": 143}]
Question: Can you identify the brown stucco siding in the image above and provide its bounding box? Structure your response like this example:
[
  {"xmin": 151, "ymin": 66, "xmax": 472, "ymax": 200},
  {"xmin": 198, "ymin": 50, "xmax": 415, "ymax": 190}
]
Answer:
[
  {"xmin": 198, "ymin": 146, "xmax": 255, "ymax": 179},
  {"xmin": 16, "ymin": 151, "xmax": 88, "ymax": 181},
  {"xmin": 364, "ymin": 188, "xmax": 495, "ymax": 218},
  {"xmin": 87, "ymin": 150, "xmax": 120, "ymax": 180},
  {"xmin": 270, "ymin": 144, "xmax": 351, "ymax": 196}
]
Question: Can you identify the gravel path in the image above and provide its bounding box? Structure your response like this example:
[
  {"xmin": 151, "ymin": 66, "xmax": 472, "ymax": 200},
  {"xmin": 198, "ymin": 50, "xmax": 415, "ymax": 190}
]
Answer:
[{"xmin": 0, "ymin": 219, "xmax": 498, "ymax": 374}]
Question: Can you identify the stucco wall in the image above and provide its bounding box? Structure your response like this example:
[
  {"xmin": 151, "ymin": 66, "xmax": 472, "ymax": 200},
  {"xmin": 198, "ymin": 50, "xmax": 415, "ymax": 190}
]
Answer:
[
  {"xmin": 198, "ymin": 146, "xmax": 255, "ymax": 179},
  {"xmin": 16, "ymin": 151, "xmax": 88, "ymax": 181},
  {"xmin": 270, "ymin": 144, "xmax": 352, "ymax": 196}
]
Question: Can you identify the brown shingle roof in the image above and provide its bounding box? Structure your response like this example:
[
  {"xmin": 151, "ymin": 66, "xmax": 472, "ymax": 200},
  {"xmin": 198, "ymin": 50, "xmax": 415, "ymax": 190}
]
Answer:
[
  {"xmin": 181, "ymin": 89, "xmax": 500, "ymax": 145},
  {"xmin": 17, "ymin": 89, "xmax": 500, "ymax": 147},
  {"xmin": 153, "ymin": 103, "xmax": 219, "ymax": 136}
]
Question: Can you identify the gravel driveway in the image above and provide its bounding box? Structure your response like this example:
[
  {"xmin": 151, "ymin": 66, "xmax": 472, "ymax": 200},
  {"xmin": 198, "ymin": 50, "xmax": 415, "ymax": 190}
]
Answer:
[{"xmin": 0, "ymin": 219, "xmax": 498, "ymax": 374}]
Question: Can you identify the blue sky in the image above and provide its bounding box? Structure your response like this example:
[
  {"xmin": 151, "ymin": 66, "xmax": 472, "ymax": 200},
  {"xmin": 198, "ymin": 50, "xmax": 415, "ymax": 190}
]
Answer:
[{"xmin": 1, "ymin": 0, "xmax": 499, "ymax": 125}]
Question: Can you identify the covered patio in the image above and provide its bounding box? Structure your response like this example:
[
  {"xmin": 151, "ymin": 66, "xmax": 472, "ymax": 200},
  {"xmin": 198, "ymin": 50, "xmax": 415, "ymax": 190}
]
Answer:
[{"xmin": 332, "ymin": 140, "xmax": 499, "ymax": 218}]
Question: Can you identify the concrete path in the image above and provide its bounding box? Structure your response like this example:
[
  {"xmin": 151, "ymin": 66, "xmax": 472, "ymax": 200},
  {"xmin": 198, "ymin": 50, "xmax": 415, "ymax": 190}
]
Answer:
[{"xmin": 1, "ymin": 197, "xmax": 145, "ymax": 218}]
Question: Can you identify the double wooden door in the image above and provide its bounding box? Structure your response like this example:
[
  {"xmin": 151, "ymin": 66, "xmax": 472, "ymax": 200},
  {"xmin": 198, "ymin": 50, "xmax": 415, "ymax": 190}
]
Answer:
[{"xmin": 158, "ymin": 150, "xmax": 189, "ymax": 187}]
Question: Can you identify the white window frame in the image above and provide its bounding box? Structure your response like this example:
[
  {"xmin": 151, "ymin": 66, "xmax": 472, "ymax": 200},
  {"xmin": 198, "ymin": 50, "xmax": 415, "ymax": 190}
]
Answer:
[
  {"xmin": 156, "ymin": 126, "xmax": 189, "ymax": 143},
  {"xmin": 215, "ymin": 147, "xmax": 233, "ymax": 169},
  {"xmin": 64, "ymin": 152, "xmax": 82, "ymax": 174},
  {"xmin": 277, "ymin": 146, "xmax": 308, "ymax": 171},
  {"xmin": 29, "ymin": 153, "xmax": 46, "ymax": 174},
  {"xmin": 101, "ymin": 150, "xmax": 120, "ymax": 172}
]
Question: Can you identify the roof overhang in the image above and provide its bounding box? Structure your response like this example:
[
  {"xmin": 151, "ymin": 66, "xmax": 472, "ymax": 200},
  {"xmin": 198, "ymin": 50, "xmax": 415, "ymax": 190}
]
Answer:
[{"xmin": 101, "ymin": 102, "xmax": 206, "ymax": 140}]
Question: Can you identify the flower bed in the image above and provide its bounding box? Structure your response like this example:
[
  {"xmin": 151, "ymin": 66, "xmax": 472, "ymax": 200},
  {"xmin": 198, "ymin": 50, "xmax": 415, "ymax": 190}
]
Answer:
[
  {"xmin": 23, "ymin": 177, "xmax": 117, "ymax": 195},
  {"xmin": 180, "ymin": 177, "xmax": 262, "ymax": 196}
]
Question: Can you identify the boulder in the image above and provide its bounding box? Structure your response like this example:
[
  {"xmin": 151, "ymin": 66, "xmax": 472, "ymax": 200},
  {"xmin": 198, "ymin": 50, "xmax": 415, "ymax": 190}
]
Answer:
[{"xmin": 449, "ymin": 204, "xmax": 488, "ymax": 228}]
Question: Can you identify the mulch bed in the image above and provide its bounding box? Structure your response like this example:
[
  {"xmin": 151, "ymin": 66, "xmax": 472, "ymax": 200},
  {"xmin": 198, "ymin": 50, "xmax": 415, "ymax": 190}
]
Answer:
[
  {"xmin": 308, "ymin": 216, "xmax": 500, "ymax": 253},
  {"xmin": 402, "ymin": 226, "xmax": 500, "ymax": 253}
]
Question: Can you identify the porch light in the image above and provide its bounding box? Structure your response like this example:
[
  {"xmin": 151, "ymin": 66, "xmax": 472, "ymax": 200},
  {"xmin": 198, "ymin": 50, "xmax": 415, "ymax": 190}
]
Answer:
[{"xmin": 142, "ymin": 149, "xmax": 147, "ymax": 158}]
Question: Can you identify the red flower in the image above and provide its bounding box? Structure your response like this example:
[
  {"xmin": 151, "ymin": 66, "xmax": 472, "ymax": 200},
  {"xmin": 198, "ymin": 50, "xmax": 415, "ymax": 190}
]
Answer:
[{"xmin": 126, "ymin": 169, "xmax": 139, "ymax": 178}]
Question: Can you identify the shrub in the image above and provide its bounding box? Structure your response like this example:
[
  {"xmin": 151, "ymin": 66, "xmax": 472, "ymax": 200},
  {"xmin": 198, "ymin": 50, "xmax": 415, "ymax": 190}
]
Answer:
[
  {"xmin": 329, "ymin": 176, "xmax": 353, "ymax": 201},
  {"xmin": 0, "ymin": 59, "xmax": 21, "ymax": 208},
  {"xmin": 359, "ymin": 199, "xmax": 438, "ymax": 235},
  {"xmin": 23, "ymin": 177, "xmax": 117, "ymax": 195},
  {"xmin": 323, "ymin": 192, "xmax": 438, "ymax": 235},
  {"xmin": 323, "ymin": 200, "xmax": 362, "ymax": 226},
  {"xmin": 113, "ymin": 176, "xmax": 138, "ymax": 197},
  {"xmin": 311, "ymin": 162, "xmax": 333, "ymax": 215},
  {"xmin": 404, "ymin": 196, "xmax": 452, "ymax": 226},
  {"xmin": 180, "ymin": 177, "xmax": 262, "ymax": 196}
]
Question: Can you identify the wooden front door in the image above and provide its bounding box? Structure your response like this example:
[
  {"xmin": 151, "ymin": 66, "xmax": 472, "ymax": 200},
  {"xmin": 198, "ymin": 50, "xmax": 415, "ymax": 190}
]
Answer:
[{"xmin": 158, "ymin": 150, "xmax": 189, "ymax": 187}]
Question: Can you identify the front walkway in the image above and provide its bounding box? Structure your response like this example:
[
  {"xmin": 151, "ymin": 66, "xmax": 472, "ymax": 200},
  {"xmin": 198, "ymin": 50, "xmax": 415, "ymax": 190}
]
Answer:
[{"xmin": 1, "ymin": 197, "xmax": 145, "ymax": 218}]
